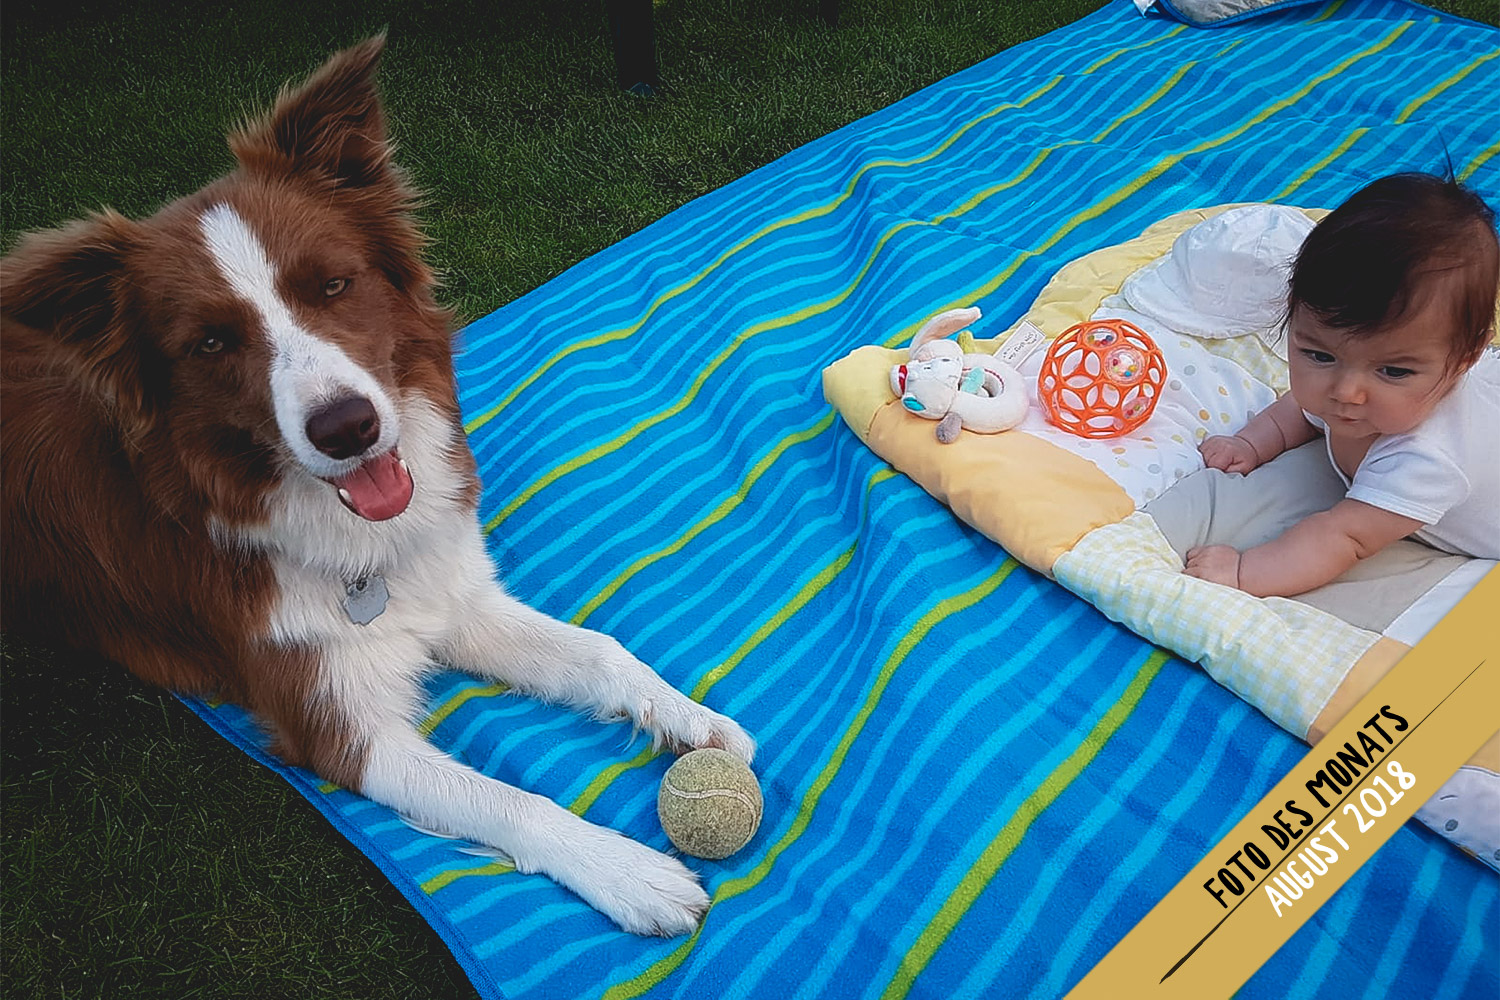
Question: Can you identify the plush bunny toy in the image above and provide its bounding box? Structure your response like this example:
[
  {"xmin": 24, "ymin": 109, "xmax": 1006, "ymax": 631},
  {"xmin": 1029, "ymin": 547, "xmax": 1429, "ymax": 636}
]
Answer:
[{"xmin": 889, "ymin": 307, "xmax": 1029, "ymax": 443}]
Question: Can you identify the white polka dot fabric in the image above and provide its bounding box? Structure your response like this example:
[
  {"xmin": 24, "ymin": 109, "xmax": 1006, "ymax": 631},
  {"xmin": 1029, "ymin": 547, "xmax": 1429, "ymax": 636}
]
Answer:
[{"xmin": 1016, "ymin": 304, "xmax": 1277, "ymax": 507}]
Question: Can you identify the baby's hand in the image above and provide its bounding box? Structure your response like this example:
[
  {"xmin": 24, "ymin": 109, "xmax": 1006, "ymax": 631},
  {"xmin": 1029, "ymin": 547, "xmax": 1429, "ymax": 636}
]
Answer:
[
  {"xmin": 1199, "ymin": 434, "xmax": 1261, "ymax": 475},
  {"xmin": 1184, "ymin": 545, "xmax": 1242, "ymax": 590}
]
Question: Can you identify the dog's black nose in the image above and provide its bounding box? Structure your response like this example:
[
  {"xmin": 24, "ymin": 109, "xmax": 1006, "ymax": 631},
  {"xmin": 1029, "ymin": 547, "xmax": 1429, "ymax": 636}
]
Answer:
[{"xmin": 306, "ymin": 396, "xmax": 380, "ymax": 460}]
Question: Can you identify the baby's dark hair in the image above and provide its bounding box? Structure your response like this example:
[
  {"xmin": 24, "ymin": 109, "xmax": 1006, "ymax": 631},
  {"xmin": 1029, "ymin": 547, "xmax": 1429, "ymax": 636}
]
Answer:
[{"xmin": 1288, "ymin": 172, "xmax": 1499, "ymax": 370}]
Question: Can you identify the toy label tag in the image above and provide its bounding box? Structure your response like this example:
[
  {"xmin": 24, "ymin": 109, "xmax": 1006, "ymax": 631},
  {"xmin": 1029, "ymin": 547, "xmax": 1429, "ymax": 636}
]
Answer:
[{"xmin": 995, "ymin": 321, "xmax": 1046, "ymax": 367}]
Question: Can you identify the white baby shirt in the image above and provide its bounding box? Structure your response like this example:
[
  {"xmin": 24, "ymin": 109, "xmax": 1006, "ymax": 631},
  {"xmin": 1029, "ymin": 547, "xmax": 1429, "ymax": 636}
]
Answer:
[{"xmin": 1303, "ymin": 350, "xmax": 1500, "ymax": 560}]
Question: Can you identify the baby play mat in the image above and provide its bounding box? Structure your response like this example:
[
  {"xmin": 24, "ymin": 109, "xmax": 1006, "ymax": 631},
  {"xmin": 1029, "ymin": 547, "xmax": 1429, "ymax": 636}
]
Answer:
[
  {"xmin": 824, "ymin": 200, "xmax": 1500, "ymax": 863},
  {"xmin": 185, "ymin": 1, "xmax": 1500, "ymax": 997}
]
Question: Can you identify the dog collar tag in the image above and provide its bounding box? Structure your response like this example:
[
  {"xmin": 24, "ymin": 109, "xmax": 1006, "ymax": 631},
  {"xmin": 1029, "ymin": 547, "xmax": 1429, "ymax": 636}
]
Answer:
[{"xmin": 343, "ymin": 573, "xmax": 389, "ymax": 626}]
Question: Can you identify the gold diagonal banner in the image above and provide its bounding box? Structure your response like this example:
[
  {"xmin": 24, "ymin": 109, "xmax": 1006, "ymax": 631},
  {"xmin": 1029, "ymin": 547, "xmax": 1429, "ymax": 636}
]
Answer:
[{"xmin": 1068, "ymin": 568, "xmax": 1499, "ymax": 999}]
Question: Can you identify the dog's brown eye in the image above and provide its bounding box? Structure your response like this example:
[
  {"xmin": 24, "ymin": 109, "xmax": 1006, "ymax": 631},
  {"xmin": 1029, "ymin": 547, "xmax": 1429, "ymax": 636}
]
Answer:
[
  {"xmin": 197, "ymin": 336, "xmax": 226, "ymax": 356},
  {"xmin": 324, "ymin": 277, "xmax": 350, "ymax": 297}
]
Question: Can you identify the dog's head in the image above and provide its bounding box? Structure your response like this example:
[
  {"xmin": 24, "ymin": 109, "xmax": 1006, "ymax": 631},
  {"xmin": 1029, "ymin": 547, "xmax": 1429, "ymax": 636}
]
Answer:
[{"xmin": 1, "ymin": 38, "xmax": 455, "ymax": 524}]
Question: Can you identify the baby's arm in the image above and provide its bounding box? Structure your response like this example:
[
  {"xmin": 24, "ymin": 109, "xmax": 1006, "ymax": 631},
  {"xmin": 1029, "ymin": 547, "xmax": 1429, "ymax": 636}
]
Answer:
[
  {"xmin": 1185, "ymin": 499, "xmax": 1424, "ymax": 597},
  {"xmin": 1199, "ymin": 393, "xmax": 1319, "ymax": 474}
]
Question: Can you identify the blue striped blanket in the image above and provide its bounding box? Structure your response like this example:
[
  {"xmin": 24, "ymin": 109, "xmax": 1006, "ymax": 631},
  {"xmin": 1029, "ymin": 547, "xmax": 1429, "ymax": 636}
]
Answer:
[{"xmin": 186, "ymin": 1, "xmax": 1499, "ymax": 996}]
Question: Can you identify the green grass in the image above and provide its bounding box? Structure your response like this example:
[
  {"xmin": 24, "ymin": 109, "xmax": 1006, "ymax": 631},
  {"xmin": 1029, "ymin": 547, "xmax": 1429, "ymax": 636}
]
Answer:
[
  {"xmin": 1, "ymin": 0, "xmax": 1125, "ymax": 318},
  {"xmin": 3, "ymin": 1, "xmax": 1495, "ymax": 997}
]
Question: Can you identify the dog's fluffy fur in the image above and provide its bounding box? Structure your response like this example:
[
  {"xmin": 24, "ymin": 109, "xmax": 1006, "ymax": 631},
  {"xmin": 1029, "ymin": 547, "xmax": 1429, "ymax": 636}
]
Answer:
[{"xmin": 0, "ymin": 38, "xmax": 753, "ymax": 936}]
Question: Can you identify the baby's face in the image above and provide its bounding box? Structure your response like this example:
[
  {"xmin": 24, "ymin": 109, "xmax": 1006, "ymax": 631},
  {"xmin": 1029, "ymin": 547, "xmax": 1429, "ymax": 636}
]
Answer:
[{"xmin": 1287, "ymin": 302, "xmax": 1465, "ymax": 442}]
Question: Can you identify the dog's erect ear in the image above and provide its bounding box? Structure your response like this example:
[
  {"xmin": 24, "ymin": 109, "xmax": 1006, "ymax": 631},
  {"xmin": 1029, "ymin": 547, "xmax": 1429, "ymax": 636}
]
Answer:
[
  {"xmin": 1, "ymin": 212, "xmax": 155, "ymax": 424},
  {"xmin": 230, "ymin": 36, "xmax": 393, "ymax": 189},
  {"xmin": 231, "ymin": 36, "xmax": 433, "ymax": 294}
]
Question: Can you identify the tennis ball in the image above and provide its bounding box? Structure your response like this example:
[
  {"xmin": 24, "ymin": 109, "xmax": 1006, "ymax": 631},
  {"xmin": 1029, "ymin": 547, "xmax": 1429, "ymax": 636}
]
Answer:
[{"xmin": 657, "ymin": 748, "xmax": 763, "ymax": 860}]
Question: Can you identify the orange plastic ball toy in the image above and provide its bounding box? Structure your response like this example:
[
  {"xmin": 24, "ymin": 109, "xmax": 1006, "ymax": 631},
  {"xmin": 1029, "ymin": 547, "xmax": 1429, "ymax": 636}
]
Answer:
[{"xmin": 1037, "ymin": 319, "xmax": 1167, "ymax": 438}]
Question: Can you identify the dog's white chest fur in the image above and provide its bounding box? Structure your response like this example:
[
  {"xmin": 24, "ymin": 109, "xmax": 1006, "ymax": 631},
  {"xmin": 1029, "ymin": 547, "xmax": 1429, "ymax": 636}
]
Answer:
[{"xmin": 218, "ymin": 398, "xmax": 494, "ymax": 712}]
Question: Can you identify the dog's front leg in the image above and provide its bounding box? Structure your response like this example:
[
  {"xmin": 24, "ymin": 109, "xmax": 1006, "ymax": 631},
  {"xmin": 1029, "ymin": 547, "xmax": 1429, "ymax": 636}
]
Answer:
[
  {"xmin": 437, "ymin": 563, "xmax": 754, "ymax": 765},
  {"xmin": 328, "ymin": 693, "xmax": 714, "ymax": 936}
]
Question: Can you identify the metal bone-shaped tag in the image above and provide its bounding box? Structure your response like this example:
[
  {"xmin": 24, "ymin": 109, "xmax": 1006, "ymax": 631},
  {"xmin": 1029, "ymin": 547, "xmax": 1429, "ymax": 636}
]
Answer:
[{"xmin": 343, "ymin": 573, "xmax": 389, "ymax": 626}]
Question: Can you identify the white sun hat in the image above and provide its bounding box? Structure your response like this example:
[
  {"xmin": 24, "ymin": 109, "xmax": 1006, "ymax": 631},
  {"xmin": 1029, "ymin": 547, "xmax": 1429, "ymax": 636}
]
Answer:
[{"xmin": 1120, "ymin": 203, "xmax": 1315, "ymax": 358}]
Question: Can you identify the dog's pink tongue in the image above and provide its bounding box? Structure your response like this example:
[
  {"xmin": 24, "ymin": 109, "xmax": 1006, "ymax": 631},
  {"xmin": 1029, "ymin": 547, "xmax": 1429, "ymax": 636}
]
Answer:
[{"xmin": 335, "ymin": 452, "xmax": 413, "ymax": 521}]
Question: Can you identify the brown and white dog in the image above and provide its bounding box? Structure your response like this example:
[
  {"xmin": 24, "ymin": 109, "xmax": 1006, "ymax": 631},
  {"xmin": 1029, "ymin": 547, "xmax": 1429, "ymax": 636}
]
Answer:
[{"xmin": 0, "ymin": 38, "xmax": 753, "ymax": 937}]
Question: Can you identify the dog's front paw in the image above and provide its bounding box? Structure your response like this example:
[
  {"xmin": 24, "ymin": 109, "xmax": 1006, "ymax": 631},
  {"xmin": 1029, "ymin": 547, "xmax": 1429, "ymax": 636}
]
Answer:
[
  {"xmin": 527, "ymin": 820, "xmax": 710, "ymax": 936},
  {"xmin": 599, "ymin": 841, "xmax": 712, "ymax": 937},
  {"xmin": 643, "ymin": 696, "xmax": 756, "ymax": 767},
  {"xmin": 586, "ymin": 634, "xmax": 756, "ymax": 765}
]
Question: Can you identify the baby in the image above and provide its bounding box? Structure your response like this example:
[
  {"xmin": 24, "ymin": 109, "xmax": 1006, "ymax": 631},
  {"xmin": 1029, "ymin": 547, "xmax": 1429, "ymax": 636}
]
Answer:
[{"xmin": 1185, "ymin": 172, "xmax": 1500, "ymax": 597}]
